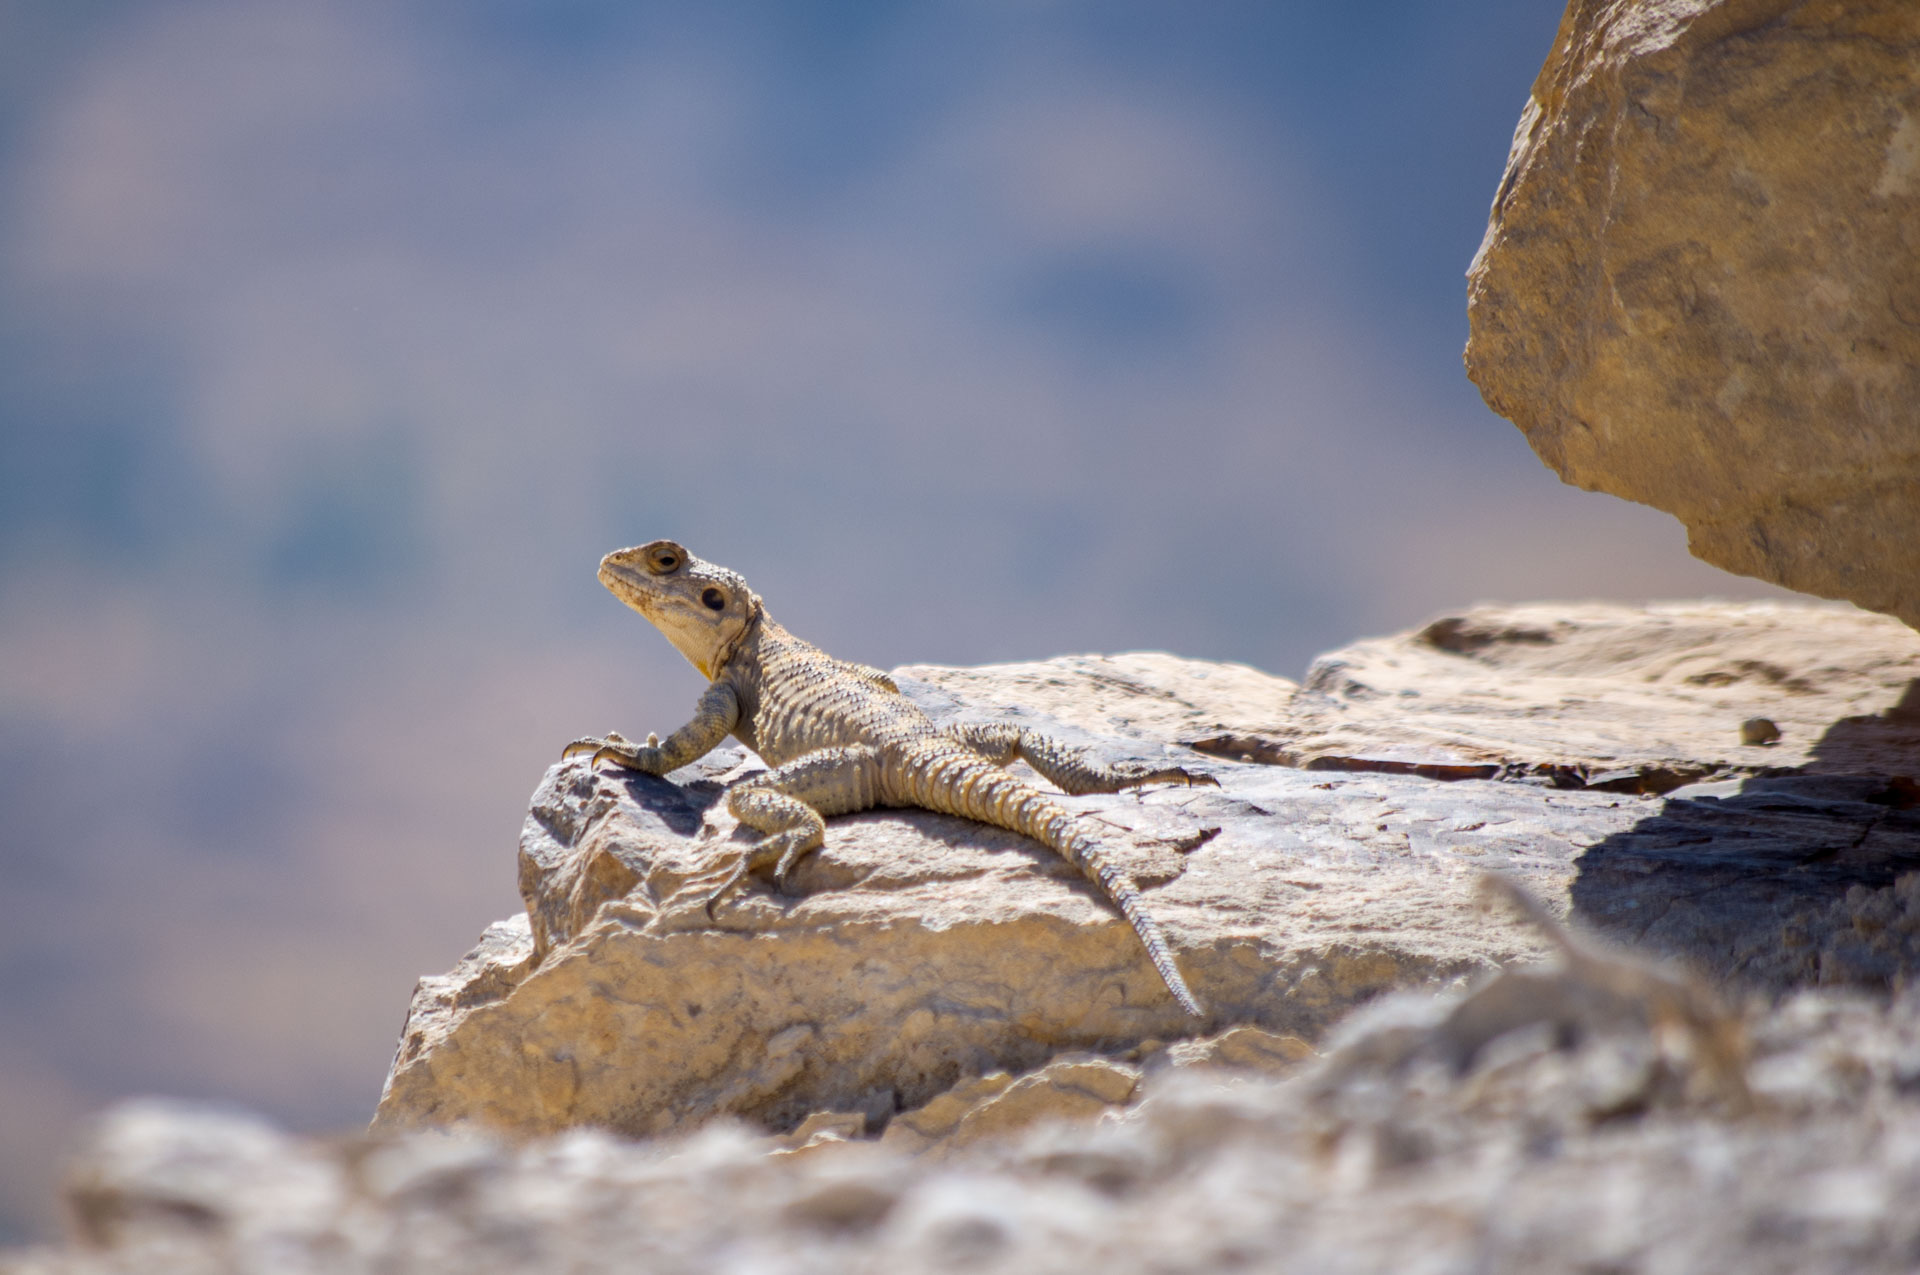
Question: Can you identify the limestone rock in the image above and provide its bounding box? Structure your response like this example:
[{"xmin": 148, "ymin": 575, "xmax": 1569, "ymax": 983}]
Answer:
[
  {"xmin": 377, "ymin": 737, "xmax": 1609, "ymax": 1141},
  {"xmin": 369, "ymin": 600, "xmax": 1920, "ymax": 1156},
  {"xmin": 875, "ymin": 1072, "xmax": 1015, "ymax": 1154},
  {"xmin": 941, "ymin": 1055, "xmax": 1139, "ymax": 1152},
  {"xmin": 892, "ymin": 651, "xmax": 1298, "ymax": 747},
  {"xmin": 17, "ymin": 977, "xmax": 1920, "ymax": 1274},
  {"xmin": 1465, "ymin": 0, "xmax": 1920, "ymax": 625},
  {"xmin": 1193, "ymin": 600, "xmax": 1920, "ymax": 791},
  {"xmin": 1154, "ymin": 1024, "xmax": 1318, "ymax": 1073}
]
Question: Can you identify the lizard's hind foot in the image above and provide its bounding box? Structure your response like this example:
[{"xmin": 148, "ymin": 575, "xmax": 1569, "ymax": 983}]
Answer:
[
  {"xmin": 1115, "ymin": 763, "xmax": 1220, "ymax": 791},
  {"xmin": 696, "ymin": 829, "xmax": 819, "ymax": 919},
  {"xmin": 694, "ymin": 858, "xmax": 752, "ymax": 920}
]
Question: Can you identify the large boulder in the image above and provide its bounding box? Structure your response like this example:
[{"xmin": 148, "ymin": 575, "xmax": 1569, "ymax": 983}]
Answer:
[
  {"xmin": 371, "ymin": 601, "xmax": 1920, "ymax": 1149},
  {"xmin": 1466, "ymin": 0, "xmax": 1920, "ymax": 626}
]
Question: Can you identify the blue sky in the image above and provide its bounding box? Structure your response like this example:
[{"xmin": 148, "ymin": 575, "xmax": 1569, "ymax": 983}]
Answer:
[{"xmin": 0, "ymin": 0, "xmax": 1791, "ymax": 1242}]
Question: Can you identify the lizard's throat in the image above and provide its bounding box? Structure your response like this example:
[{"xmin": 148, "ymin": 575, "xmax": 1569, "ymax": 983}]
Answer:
[{"xmin": 707, "ymin": 602, "xmax": 763, "ymax": 681}]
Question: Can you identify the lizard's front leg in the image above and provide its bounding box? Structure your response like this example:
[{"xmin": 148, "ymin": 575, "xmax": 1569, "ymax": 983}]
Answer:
[
  {"xmin": 562, "ymin": 681, "xmax": 739, "ymax": 775},
  {"xmin": 953, "ymin": 722, "xmax": 1218, "ymax": 794},
  {"xmin": 701, "ymin": 744, "xmax": 884, "ymax": 916}
]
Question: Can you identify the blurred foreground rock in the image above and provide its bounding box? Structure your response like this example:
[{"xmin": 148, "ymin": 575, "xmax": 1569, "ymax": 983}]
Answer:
[
  {"xmin": 11, "ymin": 970, "xmax": 1920, "ymax": 1273},
  {"xmin": 370, "ymin": 600, "xmax": 1920, "ymax": 1152},
  {"xmin": 1466, "ymin": 0, "xmax": 1920, "ymax": 625}
]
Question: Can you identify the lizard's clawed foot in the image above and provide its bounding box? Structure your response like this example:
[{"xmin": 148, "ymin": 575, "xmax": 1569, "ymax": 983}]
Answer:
[
  {"xmin": 1121, "ymin": 764, "xmax": 1221, "ymax": 791},
  {"xmin": 768, "ymin": 833, "xmax": 819, "ymax": 893},
  {"xmin": 562, "ymin": 729, "xmax": 632, "ymax": 761},
  {"xmin": 696, "ymin": 858, "xmax": 753, "ymax": 920},
  {"xmin": 561, "ymin": 730, "xmax": 667, "ymax": 773},
  {"xmin": 696, "ymin": 832, "xmax": 815, "ymax": 918},
  {"xmin": 560, "ymin": 731, "xmax": 615, "ymax": 761}
]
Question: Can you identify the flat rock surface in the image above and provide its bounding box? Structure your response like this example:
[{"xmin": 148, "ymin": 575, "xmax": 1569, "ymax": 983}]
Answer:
[
  {"xmin": 372, "ymin": 601, "xmax": 1920, "ymax": 1149},
  {"xmin": 1464, "ymin": 0, "xmax": 1920, "ymax": 624},
  {"xmin": 905, "ymin": 602, "xmax": 1920, "ymax": 790},
  {"xmin": 1166, "ymin": 600, "xmax": 1920, "ymax": 789}
]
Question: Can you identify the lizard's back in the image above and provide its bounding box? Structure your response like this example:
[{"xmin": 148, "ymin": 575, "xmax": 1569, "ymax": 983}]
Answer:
[{"xmin": 728, "ymin": 618, "xmax": 937, "ymax": 766}]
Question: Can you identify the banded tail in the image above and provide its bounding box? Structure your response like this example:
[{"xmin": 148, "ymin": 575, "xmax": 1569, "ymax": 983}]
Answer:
[{"xmin": 902, "ymin": 743, "xmax": 1205, "ymax": 1017}]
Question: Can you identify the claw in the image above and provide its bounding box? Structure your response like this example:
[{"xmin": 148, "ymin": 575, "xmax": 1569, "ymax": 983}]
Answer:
[
  {"xmin": 1124, "ymin": 765, "xmax": 1220, "ymax": 791},
  {"xmin": 583, "ymin": 737, "xmax": 656, "ymax": 772},
  {"xmin": 562, "ymin": 730, "xmax": 631, "ymax": 764},
  {"xmin": 700, "ymin": 859, "xmax": 751, "ymax": 919}
]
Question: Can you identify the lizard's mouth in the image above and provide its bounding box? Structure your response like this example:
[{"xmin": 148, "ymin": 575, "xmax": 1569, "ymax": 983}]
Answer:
[
  {"xmin": 597, "ymin": 556, "xmax": 658, "ymax": 616},
  {"xmin": 596, "ymin": 551, "xmax": 632, "ymax": 589}
]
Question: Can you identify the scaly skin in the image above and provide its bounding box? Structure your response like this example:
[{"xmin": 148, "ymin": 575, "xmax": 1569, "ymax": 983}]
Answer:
[{"xmin": 562, "ymin": 539, "xmax": 1214, "ymax": 1016}]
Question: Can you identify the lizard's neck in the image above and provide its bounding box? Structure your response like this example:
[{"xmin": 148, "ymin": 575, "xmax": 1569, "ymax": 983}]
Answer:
[{"xmin": 709, "ymin": 599, "xmax": 767, "ymax": 682}]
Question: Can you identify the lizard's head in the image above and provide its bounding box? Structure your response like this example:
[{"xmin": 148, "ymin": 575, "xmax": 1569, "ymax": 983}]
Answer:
[{"xmin": 598, "ymin": 540, "xmax": 761, "ymax": 679}]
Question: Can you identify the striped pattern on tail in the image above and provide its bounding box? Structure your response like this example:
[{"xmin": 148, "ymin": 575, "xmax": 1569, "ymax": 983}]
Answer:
[{"xmin": 894, "ymin": 740, "xmax": 1205, "ymax": 1017}]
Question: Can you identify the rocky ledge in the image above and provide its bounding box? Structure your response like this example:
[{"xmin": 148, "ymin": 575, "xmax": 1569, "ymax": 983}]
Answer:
[
  {"xmin": 366, "ymin": 599, "xmax": 1920, "ymax": 1152},
  {"xmin": 11, "ymin": 598, "xmax": 1920, "ymax": 1274}
]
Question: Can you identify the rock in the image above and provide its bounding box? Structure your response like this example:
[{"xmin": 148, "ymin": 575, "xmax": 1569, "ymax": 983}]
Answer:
[
  {"xmin": 370, "ymin": 600, "xmax": 1920, "ymax": 1155},
  {"xmin": 1199, "ymin": 601, "xmax": 1920, "ymax": 792},
  {"xmin": 876, "ymin": 1072, "xmax": 1015, "ymax": 1154},
  {"xmin": 376, "ymin": 736, "xmax": 1604, "ymax": 1142},
  {"xmin": 17, "ymin": 976, "xmax": 1920, "ymax": 1274},
  {"xmin": 941, "ymin": 1056, "xmax": 1139, "ymax": 1152},
  {"xmin": 1326, "ymin": 874, "xmax": 1752, "ymax": 1115},
  {"xmin": 59, "ymin": 1100, "xmax": 341, "ymax": 1256},
  {"xmin": 1154, "ymin": 1024, "xmax": 1318, "ymax": 1074},
  {"xmin": 780, "ymin": 1109, "xmax": 869, "ymax": 1153},
  {"xmin": 1573, "ymin": 775, "xmax": 1920, "ymax": 987},
  {"xmin": 891, "ymin": 651, "xmax": 1298, "ymax": 747},
  {"xmin": 1465, "ymin": 0, "xmax": 1920, "ymax": 626}
]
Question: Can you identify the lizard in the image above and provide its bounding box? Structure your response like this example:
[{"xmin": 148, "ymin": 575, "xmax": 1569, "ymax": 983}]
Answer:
[{"xmin": 561, "ymin": 539, "xmax": 1215, "ymax": 1017}]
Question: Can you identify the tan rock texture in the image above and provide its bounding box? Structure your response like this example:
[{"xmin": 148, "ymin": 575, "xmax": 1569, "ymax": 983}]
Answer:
[
  {"xmin": 15, "ymin": 976, "xmax": 1920, "ymax": 1274},
  {"xmin": 377, "ymin": 730, "xmax": 1566, "ymax": 1143},
  {"xmin": 1193, "ymin": 600, "xmax": 1920, "ymax": 789},
  {"xmin": 371, "ymin": 601, "xmax": 1920, "ymax": 1154},
  {"xmin": 1465, "ymin": 0, "xmax": 1920, "ymax": 625}
]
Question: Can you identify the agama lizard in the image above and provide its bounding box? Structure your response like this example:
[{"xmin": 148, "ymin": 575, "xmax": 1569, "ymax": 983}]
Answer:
[{"xmin": 562, "ymin": 540, "xmax": 1214, "ymax": 1016}]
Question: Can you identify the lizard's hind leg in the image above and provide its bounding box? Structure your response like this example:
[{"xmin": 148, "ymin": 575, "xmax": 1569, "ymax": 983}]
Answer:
[
  {"xmin": 952, "ymin": 723, "xmax": 1217, "ymax": 795},
  {"xmin": 703, "ymin": 744, "xmax": 884, "ymax": 916}
]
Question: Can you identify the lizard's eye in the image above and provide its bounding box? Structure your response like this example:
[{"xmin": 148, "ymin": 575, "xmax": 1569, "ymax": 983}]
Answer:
[
  {"xmin": 701, "ymin": 588, "xmax": 726, "ymax": 611},
  {"xmin": 652, "ymin": 550, "xmax": 680, "ymax": 572}
]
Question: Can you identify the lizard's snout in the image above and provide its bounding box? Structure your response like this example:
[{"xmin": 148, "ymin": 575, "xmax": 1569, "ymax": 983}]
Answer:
[
  {"xmin": 598, "ymin": 545, "xmax": 654, "ymax": 587},
  {"xmin": 596, "ymin": 549, "xmax": 656, "ymax": 609}
]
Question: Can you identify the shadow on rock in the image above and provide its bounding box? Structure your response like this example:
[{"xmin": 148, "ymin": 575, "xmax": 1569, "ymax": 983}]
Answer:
[{"xmin": 1571, "ymin": 680, "xmax": 1920, "ymax": 994}]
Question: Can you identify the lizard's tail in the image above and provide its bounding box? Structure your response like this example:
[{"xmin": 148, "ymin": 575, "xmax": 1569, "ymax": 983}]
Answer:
[
  {"xmin": 1057, "ymin": 822, "xmax": 1206, "ymax": 1019},
  {"xmin": 922, "ymin": 754, "xmax": 1205, "ymax": 1017}
]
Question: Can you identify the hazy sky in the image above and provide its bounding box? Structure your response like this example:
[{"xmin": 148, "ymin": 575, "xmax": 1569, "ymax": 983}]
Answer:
[{"xmin": 0, "ymin": 0, "xmax": 1794, "ymax": 1241}]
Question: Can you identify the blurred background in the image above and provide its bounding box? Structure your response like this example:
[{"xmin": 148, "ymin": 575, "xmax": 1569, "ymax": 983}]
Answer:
[{"xmin": 0, "ymin": 0, "xmax": 1795, "ymax": 1241}]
